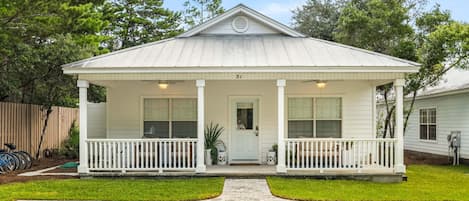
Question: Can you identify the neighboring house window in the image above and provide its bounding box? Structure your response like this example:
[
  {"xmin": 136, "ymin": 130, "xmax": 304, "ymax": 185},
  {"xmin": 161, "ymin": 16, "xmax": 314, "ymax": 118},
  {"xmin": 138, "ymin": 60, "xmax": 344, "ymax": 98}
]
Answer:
[
  {"xmin": 419, "ymin": 108, "xmax": 436, "ymax": 140},
  {"xmin": 143, "ymin": 98, "xmax": 197, "ymax": 138},
  {"xmin": 288, "ymin": 97, "xmax": 342, "ymax": 138}
]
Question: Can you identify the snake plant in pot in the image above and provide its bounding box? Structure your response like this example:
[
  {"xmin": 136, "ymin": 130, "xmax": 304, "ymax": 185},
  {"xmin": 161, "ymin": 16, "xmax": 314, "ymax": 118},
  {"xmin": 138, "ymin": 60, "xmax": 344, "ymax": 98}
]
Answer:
[{"xmin": 205, "ymin": 122, "xmax": 224, "ymax": 165}]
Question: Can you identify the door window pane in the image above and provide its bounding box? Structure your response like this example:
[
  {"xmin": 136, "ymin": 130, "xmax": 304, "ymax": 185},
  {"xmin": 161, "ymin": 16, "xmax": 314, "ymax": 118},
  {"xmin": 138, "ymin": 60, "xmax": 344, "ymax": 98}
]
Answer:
[
  {"xmin": 288, "ymin": 121, "xmax": 314, "ymax": 138},
  {"xmin": 237, "ymin": 103, "xmax": 253, "ymax": 130},
  {"xmin": 316, "ymin": 120, "xmax": 341, "ymax": 138}
]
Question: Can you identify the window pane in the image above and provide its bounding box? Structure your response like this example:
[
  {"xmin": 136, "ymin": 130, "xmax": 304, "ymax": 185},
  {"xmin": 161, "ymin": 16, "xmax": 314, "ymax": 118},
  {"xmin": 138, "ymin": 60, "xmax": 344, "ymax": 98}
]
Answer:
[
  {"xmin": 316, "ymin": 98, "xmax": 342, "ymax": 119},
  {"xmin": 172, "ymin": 99, "xmax": 197, "ymax": 121},
  {"xmin": 172, "ymin": 121, "xmax": 197, "ymax": 138},
  {"xmin": 316, "ymin": 120, "xmax": 341, "ymax": 138},
  {"xmin": 288, "ymin": 120, "xmax": 313, "ymax": 138},
  {"xmin": 288, "ymin": 98, "xmax": 313, "ymax": 119},
  {"xmin": 144, "ymin": 121, "xmax": 169, "ymax": 138},
  {"xmin": 429, "ymin": 108, "xmax": 436, "ymax": 124},
  {"xmin": 237, "ymin": 103, "xmax": 253, "ymax": 130},
  {"xmin": 420, "ymin": 125, "xmax": 428, "ymax": 140},
  {"xmin": 429, "ymin": 125, "xmax": 436, "ymax": 140},
  {"xmin": 144, "ymin": 99, "xmax": 169, "ymax": 121},
  {"xmin": 420, "ymin": 109, "xmax": 427, "ymax": 124}
]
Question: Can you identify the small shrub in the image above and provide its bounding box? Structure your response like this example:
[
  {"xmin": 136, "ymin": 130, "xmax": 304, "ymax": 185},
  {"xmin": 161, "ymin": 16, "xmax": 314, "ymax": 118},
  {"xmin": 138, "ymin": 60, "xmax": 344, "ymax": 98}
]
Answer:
[{"xmin": 59, "ymin": 121, "xmax": 79, "ymax": 159}]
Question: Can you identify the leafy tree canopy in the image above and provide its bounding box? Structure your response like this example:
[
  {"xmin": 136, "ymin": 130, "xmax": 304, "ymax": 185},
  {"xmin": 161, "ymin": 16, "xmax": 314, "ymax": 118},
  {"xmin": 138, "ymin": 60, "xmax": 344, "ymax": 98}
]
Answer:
[
  {"xmin": 293, "ymin": 0, "xmax": 348, "ymax": 41},
  {"xmin": 102, "ymin": 0, "xmax": 183, "ymax": 51},
  {"xmin": 183, "ymin": 0, "xmax": 224, "ymax": 28}
]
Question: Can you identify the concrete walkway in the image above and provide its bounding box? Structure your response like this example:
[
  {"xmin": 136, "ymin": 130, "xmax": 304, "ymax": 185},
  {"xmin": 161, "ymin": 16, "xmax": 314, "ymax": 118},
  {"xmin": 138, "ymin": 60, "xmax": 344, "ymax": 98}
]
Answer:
[
  {"xmin": 207, "ymin": 179, "xmax": 289, "ymax": 201},
  {"xmin": 18, "ymin": 166, "xmax": 78, "ymax": 177}
]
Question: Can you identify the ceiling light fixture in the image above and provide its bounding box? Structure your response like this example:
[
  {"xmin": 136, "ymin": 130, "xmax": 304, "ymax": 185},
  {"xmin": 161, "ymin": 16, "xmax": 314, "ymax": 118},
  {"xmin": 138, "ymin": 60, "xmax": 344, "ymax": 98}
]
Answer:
[
  {"xmin": 316, "ymin": 80, "xmax": 327, "ymax": 89},
  {"xmin": 158, "ymin": 81, "xmax": 169, "ymax": 89}
]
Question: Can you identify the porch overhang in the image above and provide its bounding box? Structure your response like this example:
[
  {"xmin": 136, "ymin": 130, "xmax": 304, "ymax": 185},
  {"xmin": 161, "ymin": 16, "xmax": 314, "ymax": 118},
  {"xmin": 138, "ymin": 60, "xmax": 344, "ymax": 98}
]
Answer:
[{"xmin": 71, "ymin": 71, "xmax": 411, "ymax": 81}]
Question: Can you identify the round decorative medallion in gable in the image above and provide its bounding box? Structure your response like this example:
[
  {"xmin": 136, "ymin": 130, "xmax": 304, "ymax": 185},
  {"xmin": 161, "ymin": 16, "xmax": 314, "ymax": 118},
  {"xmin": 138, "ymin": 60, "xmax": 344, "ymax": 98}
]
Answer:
[{"xmin": 231, "ymin": 16, "xmax": 249, "ymax": 33}]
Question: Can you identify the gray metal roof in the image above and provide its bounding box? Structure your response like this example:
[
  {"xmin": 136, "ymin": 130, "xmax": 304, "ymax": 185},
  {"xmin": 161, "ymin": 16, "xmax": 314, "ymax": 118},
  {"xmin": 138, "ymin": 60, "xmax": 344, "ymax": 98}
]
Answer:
[
  {"xmin": 416, "ymin": 68, "xmax": 469, "ymax": 97},
  {"xmin": 63, "ymin": 35, "xmax": 420, "ymax": 70}
]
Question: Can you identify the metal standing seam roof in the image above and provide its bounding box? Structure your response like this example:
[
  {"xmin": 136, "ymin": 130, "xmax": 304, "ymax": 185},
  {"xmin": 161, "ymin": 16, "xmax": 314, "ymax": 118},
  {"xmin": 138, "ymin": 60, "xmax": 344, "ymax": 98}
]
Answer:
[{"xmin": 63, "ymin": 35, "xmax": 420, "ymax": 70}]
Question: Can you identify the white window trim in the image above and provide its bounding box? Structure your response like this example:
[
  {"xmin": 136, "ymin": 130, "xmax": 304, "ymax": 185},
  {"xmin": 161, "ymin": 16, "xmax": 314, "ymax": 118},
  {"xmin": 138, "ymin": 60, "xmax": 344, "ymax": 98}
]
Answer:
[
  {"xmin": 140, "ymin": 96, "xmax": 197, "ymax": 138},
  {"xmin": 286, "ymin": 95, "xmax": 344, "ymax": 138},
  {"xmin": 418, "ymin": 107, "xmax": 437, "ymax": 142}
]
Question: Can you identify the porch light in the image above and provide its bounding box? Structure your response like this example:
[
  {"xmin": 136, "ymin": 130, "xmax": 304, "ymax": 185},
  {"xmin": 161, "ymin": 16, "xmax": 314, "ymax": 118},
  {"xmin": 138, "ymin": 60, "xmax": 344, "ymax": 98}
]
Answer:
[
  {"xmin": 316, "ymin": 81, "xmax": 327, "ymax": 89},
  {"xmin": 158, "ymin": 81, "xmax": 169, "ymax": 89}
]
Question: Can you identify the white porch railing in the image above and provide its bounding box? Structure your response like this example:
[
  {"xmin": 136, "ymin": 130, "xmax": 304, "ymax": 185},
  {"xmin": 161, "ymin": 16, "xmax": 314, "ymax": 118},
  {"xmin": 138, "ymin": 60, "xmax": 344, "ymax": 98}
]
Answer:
[
  {"xmin": 285, "ymin": 138, "xmax": 396, "ymax": 171},
  {"xmin": 86, "ymin": 139, "xmax": 198, "ymax": 172}
]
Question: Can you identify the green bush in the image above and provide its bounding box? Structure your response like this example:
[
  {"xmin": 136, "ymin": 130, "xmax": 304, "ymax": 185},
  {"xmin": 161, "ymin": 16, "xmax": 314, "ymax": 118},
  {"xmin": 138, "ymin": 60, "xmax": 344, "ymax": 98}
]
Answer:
[{"xmin": 59, "ymin": 121, "xmax": 79, "ymax": 159}]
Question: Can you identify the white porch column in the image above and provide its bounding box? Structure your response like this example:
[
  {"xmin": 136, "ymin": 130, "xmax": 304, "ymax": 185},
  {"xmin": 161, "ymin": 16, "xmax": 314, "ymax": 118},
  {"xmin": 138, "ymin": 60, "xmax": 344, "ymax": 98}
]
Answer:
[
  {"xmin": 196, "ymin": 80, "xmax": 206, "ymax": 173},
  {"xmin": 394, "ymin": 79, "xmax": 406, "ymax": 173},
  {"xmin": 77, "ymin": 80, "xmax": 89, "ymax": 174},
  {"xmin": 276, "ymin": 80, "xmax": 287, "ymax": 173}
]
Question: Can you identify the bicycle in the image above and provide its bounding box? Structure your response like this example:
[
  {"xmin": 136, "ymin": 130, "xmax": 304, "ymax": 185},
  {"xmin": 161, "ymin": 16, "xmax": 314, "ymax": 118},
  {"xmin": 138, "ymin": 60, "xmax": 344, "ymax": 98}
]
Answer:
[{"xmin": 0, "ymin": 143, "xmax": 33, "ymax": 174}]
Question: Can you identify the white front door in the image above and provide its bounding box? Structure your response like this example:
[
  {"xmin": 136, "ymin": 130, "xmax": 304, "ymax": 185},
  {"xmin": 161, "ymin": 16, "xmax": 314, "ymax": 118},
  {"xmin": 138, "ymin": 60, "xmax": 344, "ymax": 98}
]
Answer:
[{"xmin": 230, "ymin": 98, "xmax": 259, "ymax": 163}]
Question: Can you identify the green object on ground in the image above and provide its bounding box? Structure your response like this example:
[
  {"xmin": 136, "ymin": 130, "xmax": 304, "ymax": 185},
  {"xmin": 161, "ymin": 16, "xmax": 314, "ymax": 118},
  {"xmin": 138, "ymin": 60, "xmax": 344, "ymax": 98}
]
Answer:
[
  {"xmin": 0, "ymin": 177, "xmax": 224, "ymax": 201},
  {"xmin": 267, "ymin": 165, "xmax": 469, "ymax": 200},
  {"xmin": 60, "ymin": 162, "xmax": 79, "ymax": 168}
]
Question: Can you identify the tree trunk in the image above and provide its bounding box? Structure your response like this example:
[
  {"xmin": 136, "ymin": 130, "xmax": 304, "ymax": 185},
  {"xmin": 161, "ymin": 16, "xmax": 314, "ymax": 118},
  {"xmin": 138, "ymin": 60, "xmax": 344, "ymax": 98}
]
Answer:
[
  {"xmin": 404, "ymin": 90, "xmax": 418, "ymax": 133},
  {"xmin": 35, "ymin": 106, "xmax": 53, "ymax": 159}
]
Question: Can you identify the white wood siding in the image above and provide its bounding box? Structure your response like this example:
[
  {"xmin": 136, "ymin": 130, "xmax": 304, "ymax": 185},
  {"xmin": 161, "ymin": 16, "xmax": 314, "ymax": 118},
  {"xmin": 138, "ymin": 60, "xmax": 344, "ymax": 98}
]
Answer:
[
  {"xmin": 98, "ymin": 80, "xmax": 374, "ymax": 163},
  {"xmin": 403, "ymin": 93, "xmax": 469, "ymax": 159},
  {"xmin": 87, "ymin": 103, "xmax": 106, "ymax": 138}
]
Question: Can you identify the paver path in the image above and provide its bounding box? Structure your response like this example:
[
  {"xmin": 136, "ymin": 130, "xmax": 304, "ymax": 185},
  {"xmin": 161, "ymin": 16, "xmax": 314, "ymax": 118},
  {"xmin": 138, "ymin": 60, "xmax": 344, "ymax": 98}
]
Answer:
[{"xmin": 207, "ymin": 179, "xmax": 289, "ymax": 201}]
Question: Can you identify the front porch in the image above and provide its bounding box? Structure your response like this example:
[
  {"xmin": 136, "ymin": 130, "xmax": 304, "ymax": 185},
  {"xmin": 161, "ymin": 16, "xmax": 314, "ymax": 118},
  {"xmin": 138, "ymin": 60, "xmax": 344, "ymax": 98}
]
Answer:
[{"xmin": 76, "ymin": 78, "xmax": 406, "ymax": 176}]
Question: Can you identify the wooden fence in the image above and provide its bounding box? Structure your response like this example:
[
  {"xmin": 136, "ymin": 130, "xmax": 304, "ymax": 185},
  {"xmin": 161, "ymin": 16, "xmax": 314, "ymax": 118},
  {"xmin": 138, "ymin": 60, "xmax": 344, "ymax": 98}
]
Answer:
[{"xmin": 0, "ymin": 102, "xmax": 79, "ymax": 158}]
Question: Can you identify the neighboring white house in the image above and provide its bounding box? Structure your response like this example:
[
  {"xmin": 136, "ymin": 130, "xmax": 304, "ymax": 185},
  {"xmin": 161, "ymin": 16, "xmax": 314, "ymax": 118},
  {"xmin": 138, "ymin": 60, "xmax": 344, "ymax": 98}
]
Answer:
[
  {"xmin": 378, "ymin": 69, "xmax": 469, "ymax": 162},
  {"xmin": 62, "ymin": 4, "xmax": 419, "ymax": 176}
]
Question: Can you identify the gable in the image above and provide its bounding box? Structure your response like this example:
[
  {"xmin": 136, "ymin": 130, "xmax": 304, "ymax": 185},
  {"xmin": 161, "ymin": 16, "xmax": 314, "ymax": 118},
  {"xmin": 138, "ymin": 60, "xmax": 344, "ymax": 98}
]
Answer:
[
  {"xmin": 200, "ymin": 14, "xmax": 280, "ymax": 35},
  {"xmin": 178, "ymin": 4, "xmax": 305, "ymax": 38}
]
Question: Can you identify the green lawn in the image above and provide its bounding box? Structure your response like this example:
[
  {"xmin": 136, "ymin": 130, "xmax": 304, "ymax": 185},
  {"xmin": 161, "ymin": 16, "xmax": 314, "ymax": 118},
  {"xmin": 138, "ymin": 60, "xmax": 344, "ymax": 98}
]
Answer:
[
  {"xmin": 0, "ymin": 177, "xmax": 224, "ymax": 201},
  {"xmin": 268, "ymin": 165, "xmax": 469, "ymax": 200}
]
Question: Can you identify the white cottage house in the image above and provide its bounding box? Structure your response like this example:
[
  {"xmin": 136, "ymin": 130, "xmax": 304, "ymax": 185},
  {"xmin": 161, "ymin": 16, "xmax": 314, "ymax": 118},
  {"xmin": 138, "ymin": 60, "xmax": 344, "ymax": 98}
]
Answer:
[{"xmin": 63, "ymin": 4, "xmax": 419, "ymax": 176}]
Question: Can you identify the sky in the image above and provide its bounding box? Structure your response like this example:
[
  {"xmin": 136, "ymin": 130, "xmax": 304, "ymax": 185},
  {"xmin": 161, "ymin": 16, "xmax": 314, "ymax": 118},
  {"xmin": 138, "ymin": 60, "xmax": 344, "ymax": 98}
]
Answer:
[{"xmin": 164, "ymin": 0, "xmax": 469, "ymax": 26}]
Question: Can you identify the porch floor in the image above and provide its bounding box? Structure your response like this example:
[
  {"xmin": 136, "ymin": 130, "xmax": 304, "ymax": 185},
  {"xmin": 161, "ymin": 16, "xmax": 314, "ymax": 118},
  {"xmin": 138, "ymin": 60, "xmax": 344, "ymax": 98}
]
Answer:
[{"xmin": 82, "ymin": 165, "xmax": 398, "ymax": 179}]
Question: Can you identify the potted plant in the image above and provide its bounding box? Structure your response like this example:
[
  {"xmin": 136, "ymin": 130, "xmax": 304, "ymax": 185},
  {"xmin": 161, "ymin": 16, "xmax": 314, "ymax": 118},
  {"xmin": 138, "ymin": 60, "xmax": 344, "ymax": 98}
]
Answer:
[
  {"xmin": 205, "ymin": 122, "xmax": 224, "ymax": 165},
  {"xmin": 267, "ymin": 144, "xmax": 277, "ymax": 165}
]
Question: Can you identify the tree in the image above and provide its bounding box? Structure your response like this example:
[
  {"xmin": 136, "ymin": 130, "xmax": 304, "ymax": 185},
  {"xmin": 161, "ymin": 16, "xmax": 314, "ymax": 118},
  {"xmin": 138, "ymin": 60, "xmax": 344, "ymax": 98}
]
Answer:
[
  {"xmin": 0, "ymin": 0, "xmax": 107, "ymax": 158},
  {"xmin": 183, "ymin": 0, "xmax": 224, "ymax": 28},
  {"xmin": 292, "ymin": 0, "xmax": 469, "ymax": 137},
  {"xmin": 334, "ymin": 0, "xmax": 415, "ymax": 57},
  {"xmin": 292, "ymin": 0, "xmax": 348, "ymax": 41},
  {"xmin": 102, "ymin": 0, "xmax": 183, "ymax": 51},
  {"xmin": 0, "ymin": 0, "xmax": 107, "ymax": 103}
]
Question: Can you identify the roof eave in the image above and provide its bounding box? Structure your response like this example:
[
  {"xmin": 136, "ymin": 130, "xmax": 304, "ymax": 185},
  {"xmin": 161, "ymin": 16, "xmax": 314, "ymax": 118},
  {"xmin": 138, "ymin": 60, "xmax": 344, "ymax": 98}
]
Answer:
[{"xmin": 63, "ymin": 66, "xmax": 420, "ymax": 75}]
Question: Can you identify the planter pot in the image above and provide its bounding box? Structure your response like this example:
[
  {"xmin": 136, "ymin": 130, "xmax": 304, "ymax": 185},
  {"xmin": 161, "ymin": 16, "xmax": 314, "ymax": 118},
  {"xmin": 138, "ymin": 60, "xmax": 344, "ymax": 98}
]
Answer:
[
  {"xmin": 267, "ymin": 151, "xmax": 276, "ymax": 165},
  {"xmin": 205, "ymin": 149, "xmax": 212, "ymax": 166},
  {"xmin": 218, "ymin": 151, "xmax": 227, "ymax": 165}
]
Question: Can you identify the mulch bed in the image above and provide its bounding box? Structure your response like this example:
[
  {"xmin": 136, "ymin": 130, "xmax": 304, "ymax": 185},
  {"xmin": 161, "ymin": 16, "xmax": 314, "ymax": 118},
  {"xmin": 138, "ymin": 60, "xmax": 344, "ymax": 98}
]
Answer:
[{"xmin": 0, "ymin": 158, "xmax": 78, "ymax": 184}]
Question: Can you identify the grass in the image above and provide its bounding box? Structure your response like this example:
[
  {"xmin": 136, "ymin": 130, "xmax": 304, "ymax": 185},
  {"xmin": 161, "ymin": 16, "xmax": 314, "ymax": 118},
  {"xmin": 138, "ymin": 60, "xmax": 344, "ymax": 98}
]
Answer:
[
  {"xmin": 0, "ymin": 177, "xmax": 224, "ymax": 201},
  {"xmin": 267, "ymin": 165, "xmax": 469, "ymax": 200}
]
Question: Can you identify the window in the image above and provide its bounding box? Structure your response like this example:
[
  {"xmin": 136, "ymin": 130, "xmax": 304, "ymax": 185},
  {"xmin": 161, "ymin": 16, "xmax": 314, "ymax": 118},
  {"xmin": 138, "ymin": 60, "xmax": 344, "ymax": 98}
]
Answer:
[
  {"xmin": 143, "ymin": 98, "xmax": 197, "ymax": 138},
  {"xmin": 288, "ymin": 97, "xmax": 342, "ymax": 138},
  {"xmin": 420, "ymin": 108, "xmax": 436, "ymax": 140},
  {"xmin": 236, "ymin": 102, "xmax": 254, "ymax": 130}
]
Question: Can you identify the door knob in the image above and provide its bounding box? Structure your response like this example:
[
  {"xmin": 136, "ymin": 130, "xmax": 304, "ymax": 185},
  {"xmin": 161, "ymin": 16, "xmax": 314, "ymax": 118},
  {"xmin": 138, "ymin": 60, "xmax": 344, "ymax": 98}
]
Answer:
[{"xmin": 255, "ymin": 126, "xmax": 259, "ymax": 136}]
